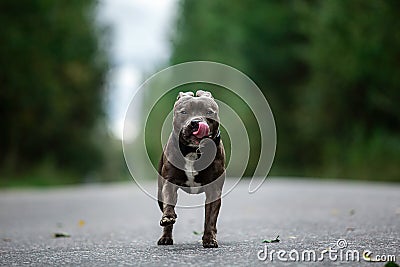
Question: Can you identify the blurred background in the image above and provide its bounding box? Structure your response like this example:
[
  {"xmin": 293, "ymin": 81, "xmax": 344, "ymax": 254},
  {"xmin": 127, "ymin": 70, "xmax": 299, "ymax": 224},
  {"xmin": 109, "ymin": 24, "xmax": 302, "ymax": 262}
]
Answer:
[{"xmin": 0, "ymin": 0, "xmax": 399, "ymax": 187}]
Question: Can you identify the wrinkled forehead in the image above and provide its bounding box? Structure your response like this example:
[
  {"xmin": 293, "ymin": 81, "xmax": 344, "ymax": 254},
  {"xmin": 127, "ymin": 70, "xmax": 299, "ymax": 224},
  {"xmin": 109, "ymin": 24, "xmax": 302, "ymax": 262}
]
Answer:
[{"xmin": 174, "ymin": 97, "xmax": 219, "ymax": 111}]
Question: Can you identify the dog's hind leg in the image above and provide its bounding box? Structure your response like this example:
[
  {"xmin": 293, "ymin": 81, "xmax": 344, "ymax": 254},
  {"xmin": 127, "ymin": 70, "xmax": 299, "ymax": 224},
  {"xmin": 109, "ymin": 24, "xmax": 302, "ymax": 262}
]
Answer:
[{"xmin": 202, "ymin": 186, "xmax": 222, "ymax": 248}]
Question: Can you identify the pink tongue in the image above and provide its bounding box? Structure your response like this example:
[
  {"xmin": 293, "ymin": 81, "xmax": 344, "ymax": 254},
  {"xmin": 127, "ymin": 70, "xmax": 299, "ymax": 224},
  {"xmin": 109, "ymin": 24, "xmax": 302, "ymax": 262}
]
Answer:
[{"xmin": 193, "ymin": 122, "xmax": 210, "ymax": 138}]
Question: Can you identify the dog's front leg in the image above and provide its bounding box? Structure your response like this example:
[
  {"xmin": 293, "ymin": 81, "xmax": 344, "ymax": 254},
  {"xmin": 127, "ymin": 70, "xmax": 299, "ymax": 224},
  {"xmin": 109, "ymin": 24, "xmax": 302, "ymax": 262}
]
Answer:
[
  {"xmin": 158, "ymin": 181, "xmax": 178, "ymax": 245},
  {"xmin": 160, "ymin": 181, "xmax": 178, "ymax": 226},
  {"xmin": 202, "ymin": 188, "xmax": 222, "ymax": 248}
]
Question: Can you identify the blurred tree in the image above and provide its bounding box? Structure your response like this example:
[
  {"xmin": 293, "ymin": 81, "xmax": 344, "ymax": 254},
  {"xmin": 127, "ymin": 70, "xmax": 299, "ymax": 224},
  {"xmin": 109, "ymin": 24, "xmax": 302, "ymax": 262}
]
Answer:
[
  {"xmin": 298, "ymin": 0, "xmax": 400, "ymax": 180},
  {"xmin": 0, "ymin": 0, "xmax": 109, "ymax": 185}
]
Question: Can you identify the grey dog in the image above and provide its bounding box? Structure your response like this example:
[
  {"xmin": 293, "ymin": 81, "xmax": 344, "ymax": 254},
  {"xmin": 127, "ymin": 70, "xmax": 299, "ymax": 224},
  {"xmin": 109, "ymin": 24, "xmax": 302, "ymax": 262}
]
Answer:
[{"xmin": 157, "ymin": 90, "xmax": 225, "ymax": 248}]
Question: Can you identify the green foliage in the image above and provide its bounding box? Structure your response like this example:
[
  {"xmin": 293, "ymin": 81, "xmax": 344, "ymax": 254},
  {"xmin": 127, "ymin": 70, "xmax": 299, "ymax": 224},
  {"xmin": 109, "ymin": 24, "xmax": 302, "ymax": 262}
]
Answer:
[
  {"xmin": 164, "ymin": 0, "xmax": 400, "ymax": 181},
  {"xmin": 0, "ymin": 0, "xmax": 110, "ymax": 185},
  {"xmin": 298, "ymin": 0, "xmax": 400, "ymax": 180}
]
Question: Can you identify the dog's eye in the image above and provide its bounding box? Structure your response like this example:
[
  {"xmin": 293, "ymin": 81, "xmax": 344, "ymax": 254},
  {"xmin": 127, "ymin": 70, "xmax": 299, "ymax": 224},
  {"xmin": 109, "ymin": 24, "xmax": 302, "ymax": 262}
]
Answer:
[
  {"xmin": 180, "ymin": 110, "xmax": 187, "ymax": 115},
  {"xmin": 206, "ymin": 110, "xmax": 214, "ymax": 115}
]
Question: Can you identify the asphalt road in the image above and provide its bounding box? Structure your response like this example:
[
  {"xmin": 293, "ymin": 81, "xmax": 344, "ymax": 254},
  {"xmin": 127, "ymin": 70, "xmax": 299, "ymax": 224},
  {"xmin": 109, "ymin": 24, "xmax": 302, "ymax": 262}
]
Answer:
[{"xmin": 0, "ymin": 178, "xmax": 399, "ymax": 266}]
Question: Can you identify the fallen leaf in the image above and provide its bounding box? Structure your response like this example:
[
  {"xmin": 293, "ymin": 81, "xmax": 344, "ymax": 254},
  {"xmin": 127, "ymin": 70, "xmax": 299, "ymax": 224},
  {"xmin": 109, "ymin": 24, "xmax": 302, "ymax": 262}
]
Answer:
[
  {"xmin": 78, "ymin": 220, "xmax": 85, "ymax": 227},
  {"xmin": 346, "ymin": 227, "xmax": 355, "ymax": 232},
  {"xmin": 53, "ymin": 232, "xmax": 71, "ymax": 238},
  {"xmin": 193, "ymin": 231, "xmax": 203, "ymax": 235},
  {"xmin": 262, "ymin": 235, "xmax": 280, "ymax": 243},
  {"xmin": 349, "ymin": 209, "xmax": 355, "ymax": 216},
  {"xmin": 385, "ymin": 261, "xmax": 400, "ymax": 267}
]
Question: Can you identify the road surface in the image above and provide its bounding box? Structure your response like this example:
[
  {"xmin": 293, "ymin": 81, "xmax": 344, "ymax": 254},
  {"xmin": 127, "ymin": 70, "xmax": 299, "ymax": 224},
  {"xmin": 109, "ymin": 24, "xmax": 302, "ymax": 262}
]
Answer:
[{"xmin": 0, "ymin": 178, "xmax": 399, "ymax": 266}]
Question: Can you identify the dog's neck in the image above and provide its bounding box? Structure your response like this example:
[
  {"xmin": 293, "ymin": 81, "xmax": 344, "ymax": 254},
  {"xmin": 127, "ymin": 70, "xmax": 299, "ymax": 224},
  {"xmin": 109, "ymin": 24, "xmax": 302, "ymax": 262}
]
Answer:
[{"xmin": 179, "ymin": 130, "xmax": 221, "ymax": 157}]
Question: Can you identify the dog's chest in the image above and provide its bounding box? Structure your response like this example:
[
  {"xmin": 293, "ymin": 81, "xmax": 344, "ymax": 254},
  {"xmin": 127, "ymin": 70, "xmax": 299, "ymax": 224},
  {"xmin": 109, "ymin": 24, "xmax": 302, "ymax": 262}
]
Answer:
[{"xmin": 184, "ymin": 152, "xmax": 202, "ymax": 193}]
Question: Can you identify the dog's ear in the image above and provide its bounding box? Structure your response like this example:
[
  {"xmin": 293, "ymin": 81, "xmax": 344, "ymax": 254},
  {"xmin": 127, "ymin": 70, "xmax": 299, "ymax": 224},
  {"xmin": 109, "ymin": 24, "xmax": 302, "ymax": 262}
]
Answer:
[
  {"xmin": 196, "ymin": 90, "xmax": 213, "ymax": 98},
  {"xmin": 177, "ymin": 91, "xmax": 194, "ymax": 100}
]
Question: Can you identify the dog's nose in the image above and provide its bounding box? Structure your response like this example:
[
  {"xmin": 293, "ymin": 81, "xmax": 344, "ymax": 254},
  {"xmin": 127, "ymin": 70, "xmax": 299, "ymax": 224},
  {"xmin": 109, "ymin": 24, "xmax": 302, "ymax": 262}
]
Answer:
[{"xmin": 190, "ymin": 119, "xmax": 201, "ymax": 127}]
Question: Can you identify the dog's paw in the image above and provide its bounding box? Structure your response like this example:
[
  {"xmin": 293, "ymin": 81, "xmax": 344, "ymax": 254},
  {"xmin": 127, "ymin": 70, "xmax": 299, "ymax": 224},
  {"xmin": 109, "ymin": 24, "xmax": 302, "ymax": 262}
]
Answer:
[
  {"xmin": 202, "ymin": 238, "xmax": 218, "ymax": 248},
  {"xmin": 157, "ymin": 236, "xmax": 173, "ymax": 245},
  {"xmin": 160, "ymin": 216, "xmax": 176, "ymax": 226}
]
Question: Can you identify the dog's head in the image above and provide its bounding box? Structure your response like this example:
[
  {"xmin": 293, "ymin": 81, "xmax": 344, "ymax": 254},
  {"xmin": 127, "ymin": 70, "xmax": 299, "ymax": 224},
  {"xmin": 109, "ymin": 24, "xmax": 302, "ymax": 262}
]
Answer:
[{"xmin": 173, "ymin": 90, "xmax": 220, "ymax": 147}]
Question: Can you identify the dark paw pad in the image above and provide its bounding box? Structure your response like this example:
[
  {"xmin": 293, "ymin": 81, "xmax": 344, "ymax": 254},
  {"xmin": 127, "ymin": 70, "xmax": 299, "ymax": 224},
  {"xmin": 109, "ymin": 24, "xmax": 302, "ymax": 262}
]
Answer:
[
  {"xmin": 157, "ymin": 236, "xmax": 173, "ymax": 245},
  {"xmin": 203, "ymin": 238, "xmax": 218, "ymax": 248},
  {"xmin": 160, "ymin": 216, "xmax": 176, "ymax": 226}
]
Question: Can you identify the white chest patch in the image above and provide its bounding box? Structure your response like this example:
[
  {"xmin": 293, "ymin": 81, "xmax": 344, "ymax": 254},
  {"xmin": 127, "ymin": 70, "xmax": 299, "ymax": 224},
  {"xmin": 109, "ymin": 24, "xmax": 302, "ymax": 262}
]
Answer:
[{"xmin": 184, "ymin": 152, "xmax": 201, "ymax": 193}]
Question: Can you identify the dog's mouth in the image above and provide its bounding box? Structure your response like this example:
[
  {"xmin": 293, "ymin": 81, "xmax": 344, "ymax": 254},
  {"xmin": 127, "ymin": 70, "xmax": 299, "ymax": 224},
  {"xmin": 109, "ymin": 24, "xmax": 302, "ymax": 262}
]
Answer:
[
  {"xmin": 192, "ymin": 121, "xmax": 209, "ymax": 138},
  {"xmin": 181, "ymin": 120, "xmax": 213, "ymax": 146}
]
